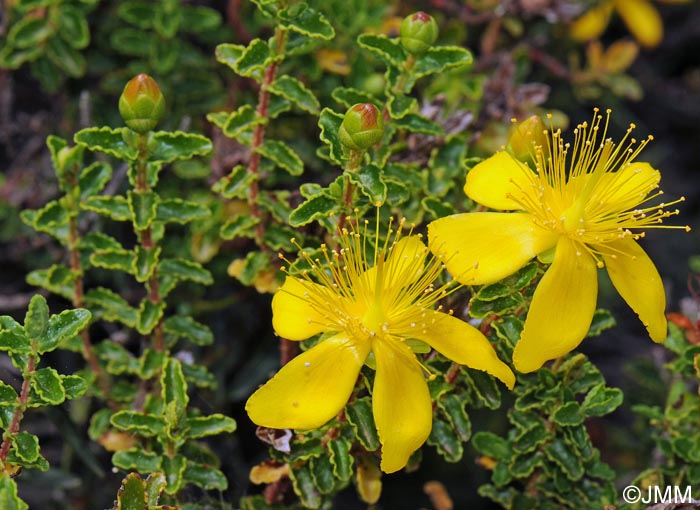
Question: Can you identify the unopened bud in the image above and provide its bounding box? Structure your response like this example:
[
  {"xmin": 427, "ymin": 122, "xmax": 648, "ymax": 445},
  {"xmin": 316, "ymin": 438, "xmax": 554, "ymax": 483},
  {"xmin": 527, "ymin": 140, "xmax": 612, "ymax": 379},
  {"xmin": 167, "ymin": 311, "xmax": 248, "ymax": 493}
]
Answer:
[
  {"xmin": 400, "ymin": 12, "xmax": 438, "ymax": 55},
  {"xmin": 338, "ymin": 103, "xmax": 384, "ymax": 151},
  {"xmin": 508, "ymin": 115, "xmax": 547, "ymax": 160},
  {"xmin": 118, "ymin": 74, "xmax": 165, "ymax": 133}
]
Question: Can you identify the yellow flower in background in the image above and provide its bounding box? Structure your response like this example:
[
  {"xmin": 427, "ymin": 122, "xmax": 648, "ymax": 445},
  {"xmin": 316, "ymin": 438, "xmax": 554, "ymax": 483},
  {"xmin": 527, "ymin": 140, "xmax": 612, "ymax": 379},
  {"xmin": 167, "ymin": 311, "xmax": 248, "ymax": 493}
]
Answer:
[
  {"xmin": 570, "ymin": 0, "xmax": 689, "ymax": 49},
  {"xmin": 429, "ymin": 109, "xmax": 689, "ymax": 373},
  {"xmin": 246, "ymin": 214, "xmax": 515, "ymax": 473}
]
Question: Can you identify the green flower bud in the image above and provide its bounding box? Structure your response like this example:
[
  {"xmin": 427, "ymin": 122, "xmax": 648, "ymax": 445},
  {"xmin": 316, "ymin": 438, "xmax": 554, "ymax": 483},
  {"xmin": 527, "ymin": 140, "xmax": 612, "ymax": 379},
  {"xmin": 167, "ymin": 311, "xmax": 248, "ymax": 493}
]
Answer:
[
  {"xmin": 400, "ymin": 12, "xmax": 438, "ymax": 55},
  {"xmin": 118, "ymin": 74, "xmax": 165, "ymax": 133},
  {"xmin": 338, "ymin": 103, "xmax": 384, "ymax": 151}
]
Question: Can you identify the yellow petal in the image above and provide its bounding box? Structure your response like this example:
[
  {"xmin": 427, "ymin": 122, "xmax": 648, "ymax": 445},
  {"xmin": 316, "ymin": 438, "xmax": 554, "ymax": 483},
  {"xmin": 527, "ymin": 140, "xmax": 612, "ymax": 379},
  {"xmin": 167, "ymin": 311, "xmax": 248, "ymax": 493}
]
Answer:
[
  {"xmin": 246, "ymin": 334, "xmax": 369, "ymax": 429},
  {"xmin": 372, "ymin": 339, "xmax": 431, "ymax": 473},
  {"xmin": 272, "ymin": 276, "xmax": 330, "ymax": 340},
  {"xmin": 409, "ymin": 309, "xmax": 515, "ymax": 389},
  {"xmin": 428, "ymin": 212, "xmax": 558, "ymax": 285},
  {"xmin": 464, "ymin": 151, "xmax": 533, "ymax": 211},
  {"xmin": 615, "ymin": 0, "xmax": 663, "ymax": 48},
  {"xmin": 588, "ymin": 162, "xmax": 659, "ymax": 214},
  {"xmin": 513, "ymin": 239, "xmax": 598, "ymax": 373},
  {"xmin": 570, "ymin": 2, "xmax": 614, "ymax": 41},
  {"xmin": 364, "ymin": 235, "xmax": 428, "ymax": 291},
  {"xmin": 602, "ymin": 238, "xmax": 667, "ymax": 341}
]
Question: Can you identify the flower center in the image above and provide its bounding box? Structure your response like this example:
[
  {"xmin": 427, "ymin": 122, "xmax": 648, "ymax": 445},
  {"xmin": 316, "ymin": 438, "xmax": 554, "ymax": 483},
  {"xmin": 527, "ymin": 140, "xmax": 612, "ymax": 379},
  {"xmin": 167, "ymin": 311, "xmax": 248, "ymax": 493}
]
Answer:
[{"xmin": 361, "ymin": 301, "xmax": 388, "ymax": 337}]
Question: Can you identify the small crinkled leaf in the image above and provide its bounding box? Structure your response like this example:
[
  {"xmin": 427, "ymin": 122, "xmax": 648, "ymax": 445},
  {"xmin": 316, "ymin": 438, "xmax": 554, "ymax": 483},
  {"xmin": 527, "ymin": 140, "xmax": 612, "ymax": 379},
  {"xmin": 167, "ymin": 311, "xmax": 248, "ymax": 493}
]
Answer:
[
  {"xmin": 148, "ymin": 132, "xmax": 212, "ymax": 164},
  {"xmin": 113, "ymin": 449, "xmax": 162, "ymax": 474},
  {"xmin": 464, "ymin": 368, "xmax": 501, "ymax": 409},
  {"xmin": 134, "ymin": 246, "xmax": 160, "ymax": 283},
  {"xmin": 111, "ymin": 411, "xmax": 165, "ymax": 437},
  {"xmin": 8, "ymin": 16, "xmax": 54, "ymax": 49},
  {"xmin": 345, "ymin": 397, "xmax": 379, "ymax": 451},
  {"xmin": 162, "ymin": 454, "xmax": 187, "ymax": 495},
  {"xmin": 328, "ymin": 438, "xmax": 353, "ymax": 481},
  {"xmin": 82, "ymin": 195, "xmax": 132, "ymax": 222},
  {"xmin": 116, "ymin": 472, "xmax": 147, "ymax": 510},
  {"xmin": 0, "ymin": 473, "xmax": 28, "ymax": 509},
  {"xmin": 139, "ymin": 349, "xmax": 165, "ymax": 379},
  {"xmin": 0, "ymin": 329, "xmax": 30, "ymax": 354},
  {"xmin": 12, "ymin": 432, "xmax": 40, "ymax": 463},
  {"xmin": 215, "ymin": 43, "xmax": 244, "ymax": 72},
  {"xmin": 90, "ymin": 249, "xmax": 136, "ymax": 274},
  {"xmin": 472, "ymin": 431, "xmax": 510, "ymax": 459},
  {"xmin": 470, "ymin": 294, "xmax": 522, "ymax": 319},
  {"xmin": 393, "ymin": 113, "xmax": 443, "ymax": 135},
  {"xmin": 163, "ymin": 316, "xmax": 213, "ymax": 346},
  {"xmin": 289, "ymin": 194, "xmax": 337, "ymax": 227},
  {"xmin": 586, "ymin": 309, "xmax": 616, "ymax": 337},
  {"xmin": 267, "ymin": 75, "xmax": 320, "ymax": 114},
  {"xmin": 348, "ymin": 163, "xmax": 386, "ymax": 205},
  {"xmin": 0, "ymin": 381, "xmax": 18, "ymax": 404},
  {"xmin": 318, "ymin": 108, "xmax": 344, "ymax": 165},
  {"xmin": 552, "ymin": 401, "xmax": 584, "ymax": 427},
  {"xmin": 156, "ymin": 198, "xmax": 210, "ymax": 224},
  {"xmin": 158, "ymin": 258, "xmax": 213, "ymax": 285},
  {"xmin": 85, "ymin": 287, "xmax": 137, "ymax": 327},
  {"xmin": 439, "ymin": 393, "xmax": 471, "ymax": 442},
  {"xmin": 117, "ymin": 1, "xmax": 155, "ymax": 28},
  {"xmin": 581, "ymin": 383, "xmax": 623, "ymax": 417},
  {"xmin": 331, "ymin": 87, "xmax": 377, "ymax": 109},
  {"xmin": 181, "ymin": 363, "xmax": 216, "ymax": 389},
  {"xmin": 128, "ymin": 190, "xmax": 159, "ymax": 231},
  {"xmin": 357, "ymin": 34, "xmax": 406, "ymax": 68},
  {"xmin": 136, "ymin": 299, "xmax": 165, "ymax": 335},
  {"xmin": 79, "ymin": 162, "xmax": 112, "ymax": 199},
  {"xmin": 545, "ymin": 438, "xmax": 584, "ymax": 481},
  {"xmin": 422, "ymin": 197, "xmax": 455, "ymax": 220},
  {"xmin": 24, "ymin": 295, "xmax": 49, "ymax": 343},
  {"xmin": 289, "ymin": 463, "xmax": 322, "ymax": 509},
  {"xmin": 229, "ymin": 251, "xmax": 269, "ymax": 286},
  {"xmin": 413, "ymin": 46, "xmax": 473, "ymax": 79},
  {"xmin": 512, "ymin": 421, "xmax": 549, "ymax": 454},
  {"xmin": 428, "ymin": 418, "xmax": 464, "ymax": 463},
  {"xmin": 235, "ymin": 38, "xmax": 277, "ymax": 77},
  {"xmin": 57, "ymin": 5, "xmax": 89, "ymax": 49},
  {"xmin": 183, "ymin": 461, "xmax": 228, "ymax": 491},
  {"xmin": 32, "ymin": 367, "xmax": 65, "ymax": 405},
  {"xmin": 62, "ymin": 374, "xmax": 88, "ymax": 399},
  {"xmin": 39, "ymin": 308, "xmax": 91, "ymax": 353},
  {"xmin": 213, "ymin": 165, "xmax": 254, "ymax": 199},
  {"xmin": 278, "ymin": 3, "xmax": 334, "ymax": 40},
  {"xmin": 75, "ymin": 127, "xmax": 137, "ymax": 160},
  {"xmin": 187, "ymin": 414, "xmax": 237, "ymax": 438},
  {"xmin": 262, "ymin": 223, "xmax": 298, "ymax": 251},
  {"xmin": 25, "ymin": 200, "xmax": 69, "ymax": 239},
  {"xmin": 145, "ymin": 472, "xmax": 167, "ymax": 507},
  {"xmin": 26, "ymin": 265, "xmax": 74, "ymax": 301},
  {"xmin": 220, "ymin": 214, "xmax": 260, "ymax": 240},
  {"xmin": 162, "ymin": 358, "xmax": 189, "ymax": 419},
  {"xmin": 221, "ymin": 105, "xmax": 262, "ymax": 139},
  {"xmin": 386, "ymin": 94, "xmax": 417, "ymax": 119},
  {"xmin": 182, "ymin": 5, "xmax": 221, "ymax": 32},
  {"xmin": 311, "ymin": 455, "xmax": 335, "ymax": 494},
  {"xmin": 110, "ymin": 27, "xmax": 152, "ymax": 58},
  {"xmin": 94, "ymin": 342, "xmax": 138, "ymax": 375},
  {"xmin": 257, "ymin": 139, "xmax": 304, "ymax": 176}
]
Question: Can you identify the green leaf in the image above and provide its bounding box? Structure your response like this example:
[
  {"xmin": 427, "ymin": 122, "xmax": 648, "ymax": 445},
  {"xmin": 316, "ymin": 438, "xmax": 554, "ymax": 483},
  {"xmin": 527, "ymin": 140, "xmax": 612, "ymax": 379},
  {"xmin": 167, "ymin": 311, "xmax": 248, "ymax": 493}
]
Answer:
[
  {"xmin": 0, "ymin": 382, "xmax": 18, "ymax": 404},
  {"xmin": 230, "ymin": 251, "xmax": 269, "ymax": 286},
  {"xmin": 145, "ymin": 472, "xmax": 166, "ymax": 506},
  {"xmin": 586, "ymin": 309, "xmax": 616, "ymax": 337},
  {"xmin": 158, "ymin": 258, "xmax": 213, "ymax": 285},
  {"xmin": 110, "ymin": 27, "xmax": 152, "ymax": 58},
  {"xmin": 220, "ymin": 214, "xmax": 260, "ymax": 240},
  {"xmin": 183, "ymin": 461, "xmax": 228, "ymax": 491},
  {"xmin": 0, "ymin": 330, "xmax": 30, "ymax": 354},
  {"xmin": 12, "ymin": 432, "xmax": 40, "ymax": 463},
  {"xmin": 62, "ymin": 374, "xmax": 88, "ymax": 399},
  {"xmin": 348, "ymin": 164, "xmax": 387, "ymax": 205},
  {"xmin": 24, "ymin": 295, "xmax": 49, "ymax": 343},
  {"xmin": 386, "ymin": 94, "xmax": 417, "ymax": 119},
  {"xmin": 262, "ymin": 223, "xmax": 297, "ymax": 251},
  {"xmin": 148, "ymin": 132, "xmax": 212, "ymax": 164},
  {"xmin": 85, "ymin": 287, "xmax": 138, "ymax": 327},
  {"xmin": 39, "ymin": 308, "xmax": 90, "ymax": 354},
  {"xmin": 512, "ymin": 421, "xmax": 549, "ymax": 453},
  {"xmin": 413, "ymin": 46, "xmax": 473, "ymax": 79},
  {"xmin": 440, "ymin": 393, "xmax": 472, "ymax": 442},
  {"xmin": 90, "ymin": 249, "xmax": 136, "ymax": 274},
  {"xmin": 155, "ymin": 198, "xmax": 209, "ymax": 224},
  {"xmin": 215, "ymin": 43, "xmax": 244, "ymax": 73},
  {"xmin": 113, "ymin": 449, "xmax": 162, "ymax": 474},
  {"xmin": 163, "ymin": 316, "xmax": 213, "ymax": 346},
  {"xmin": 221, "ymin": 105, "xmax": 262, "ymax": 139},
  {"xmin": 111, "ymin": 411, "xmax": 165, "ymax": 437},
  {"xmin": 75, "ymin": 127, "xmax": 138, "ymax": 160},
  {"xmin": 552, "ymin": 401, "xmax": 585, "ymax": 427},
  {"xmin": 162, "ymin": 454, "xmax": 187, "ymax": 495},
  {"xmin": 278, "ymin": 3, "xmax": 334, "ymax": 40},
  {"xmin": 289, "ymin": 463, "xmax": 322, "ymax": 509},
  {"xmin": 188, "ymin": 414, "xmax": 237, "ymax": 438},
  {"xmin": 79, "ymin": 162, "xmax": 112, "ymax": 199},
  {"xmin": 428, "ymin": 419, "xmax": 463, "ymax": 463},
  {"xmin": 317, "ymin": 108, "xmax": 344, "ymax": 165},
  {"xmin": 8, "ymin": 16, "xmax": 54, "ymax": 49},
  {"xmin": 545, "ymin": 438, "xmax": 584, "ymax": 481},
  {"xmin": 310, "ymin": 455, "xmax": 336, "ymax": 495},
  {"xmin": 139, "ymin": 349, "xmax": 164, "ymax": 379},
  {"xmin": 267, "ymin": 75, "xmax": 320, "ymax": 114},
  {"xmin": 134, "ymin": 246, "xmax": 160, "ymax": 283},
  {"xmin": 94, "ymin": 342, "xmax": 137, "ymax": 375},
  {"xmin": 116, "ymin": 473, "xmax": 147, "ymax": 510},
  {"xmin": 32, "ymin": 367, "xmax": 65, "ymax": 405},
  {"xmin": 57, "ymin": 5, "xmax": 90, "ymax": 49},
  {"xmin": 128, "ymin": 190, "xmax": 159, "ymax": 231},
  {"xmin": 331, "ymin": 87, "xmax": 378, "ymax": 109},
  {"xmin": 136, "ymin": 299, "xmax": 165, "ymax": 335},
  {"xmin": 357, "ymin": 34, "xmax": 406, "ymax": 68},
  {"xmin": 162, "ymin": 358, "xmax": 189, "ymax": 418},
  {"xmin": 0, "ymin": 473, "xmax": 29, "ymax": 510},
  {"xmin": 422, "ymin": 197, "xmax": 455, "ymax": 219},
  {"xmin": 213, "ymin": 165, "xmax": 255, "ymax": 199},
  {"xmin": 26, "ymin": 265, "xmax": 75, "ymax": 301},
  {"xmin": 472, "ymin": 432, "xmax": 510, "ymax": 460},
  {"xmin": 393, "ymin": 113, "xmax": 443, "ymax": 135},
  {"xmin": 182, "ymin": 5, "xmax": 221, "ymax": 32},
  {"xmin": 23, "ymin": 200, "xmax": 69, "ymax": 241},
  {"xmin": 235, "ymin": 38, "xmax": 277, "ymax": 78},
  {"xmin": 328, "ymin": 438, "xmax": 353, "ymax": 481},
  {"xmin": 465, "ymin": 368, "xmax": 501, "ymax": 409},
  {"xmin": 289, "ymin": 194, "xmax": 337, "ymax": 227},
  {"xmin": 257, "ymin": 139, "xmax": 304, "ymax": 176},
  {"xmin": 581, "ymin": 383, "xmax": 623, "ymax": 417},
  {"xmin": 82, "ymin": 195, "xmax": 132, "ymax": 222}
]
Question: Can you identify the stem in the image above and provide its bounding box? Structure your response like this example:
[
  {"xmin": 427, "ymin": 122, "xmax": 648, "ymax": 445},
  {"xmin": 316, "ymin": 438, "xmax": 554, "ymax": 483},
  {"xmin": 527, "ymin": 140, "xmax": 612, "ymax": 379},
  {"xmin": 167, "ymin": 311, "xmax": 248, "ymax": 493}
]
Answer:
[
  {"xmin": 336, "ymin": 150, "xmax": 363, "ymax": 233},
  {"xmin": 135, "ymin": 133, "xmax": 165, "ymax": 353},
  {"xmin": 279, "ymin": 338, "xmax": 298, "ymax": 366},
  {"xmin": 0, "ymin": 356, "xmax": 36, "ymax": 465}
]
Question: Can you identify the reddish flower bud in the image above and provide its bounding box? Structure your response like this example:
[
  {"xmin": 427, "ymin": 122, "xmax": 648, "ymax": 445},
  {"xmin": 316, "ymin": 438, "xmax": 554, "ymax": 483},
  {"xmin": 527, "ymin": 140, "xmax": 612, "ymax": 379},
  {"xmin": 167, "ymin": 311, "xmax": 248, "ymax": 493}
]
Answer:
[
  {"xmin": 338, "ymin": 103, "xmax": 385, "ymax": 151},
  {"xmin": 118, "ymin": 74, "xmax": 165, "ymax": 133}
]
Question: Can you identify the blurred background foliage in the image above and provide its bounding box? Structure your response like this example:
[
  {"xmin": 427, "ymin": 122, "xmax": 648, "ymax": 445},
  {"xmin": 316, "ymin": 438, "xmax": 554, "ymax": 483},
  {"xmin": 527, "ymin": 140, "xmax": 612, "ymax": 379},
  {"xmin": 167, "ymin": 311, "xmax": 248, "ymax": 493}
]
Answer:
[{"xmin": 1, "ymin": 0, "xmax": 700, "ymax": 509}]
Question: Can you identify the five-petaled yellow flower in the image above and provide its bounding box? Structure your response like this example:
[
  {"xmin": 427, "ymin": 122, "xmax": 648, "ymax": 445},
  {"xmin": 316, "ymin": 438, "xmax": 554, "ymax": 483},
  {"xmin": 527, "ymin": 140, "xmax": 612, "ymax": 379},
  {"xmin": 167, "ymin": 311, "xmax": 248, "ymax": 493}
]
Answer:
[
  {"xmin": 246, "ymin": 216, "xmax": 515, "ymax": 473},
  {"xmin": 429, "ymin": 109, "xmax": 688, "ymax": 373}
]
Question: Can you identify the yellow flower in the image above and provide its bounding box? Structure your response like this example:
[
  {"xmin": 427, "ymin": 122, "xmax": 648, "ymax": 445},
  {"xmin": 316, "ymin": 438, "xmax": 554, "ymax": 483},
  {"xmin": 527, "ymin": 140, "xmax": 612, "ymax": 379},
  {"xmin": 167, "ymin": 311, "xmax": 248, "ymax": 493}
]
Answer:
[
  {"xmin": 246, "ymin": 215, "xmax": 515, "ymax": 473},
  {"xmin": 429, "ymin": 109, "xmax": 689, "ymax": 373},
  {"xmin": 570, "ymin": 0, "xmax": 689, "ymax": 49}
]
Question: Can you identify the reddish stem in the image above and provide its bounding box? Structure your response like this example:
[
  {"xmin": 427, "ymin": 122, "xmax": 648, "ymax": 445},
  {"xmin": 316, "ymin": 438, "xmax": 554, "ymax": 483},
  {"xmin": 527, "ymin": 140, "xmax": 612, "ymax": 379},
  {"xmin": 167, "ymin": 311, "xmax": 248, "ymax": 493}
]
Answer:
[
  {"xmin": 0, "ymin": 356, "xmax": 36, "ymax": 464},
  {"xmin": 279, "ymin": 338, "xmax": 298, "ymax": 366}
]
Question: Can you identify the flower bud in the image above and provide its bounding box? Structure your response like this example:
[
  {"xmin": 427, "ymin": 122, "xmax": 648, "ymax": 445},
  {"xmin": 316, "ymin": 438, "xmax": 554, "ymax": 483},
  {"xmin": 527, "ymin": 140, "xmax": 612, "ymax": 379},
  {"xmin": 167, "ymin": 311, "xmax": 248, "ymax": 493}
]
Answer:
[
  {"xmin": 338, "ymin": 103, "xmax": 384, "ymax": 152},
  {"xmin": 400, "ymin": 12, "xmax": 438, "ymax": 55},
  {"xmin": 508, "ymin": 115, "xmax": 547, "ymax": 160},
  {"xmin": 118, "ymin": 74, "xmax": 165, "ymax": 133}
]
